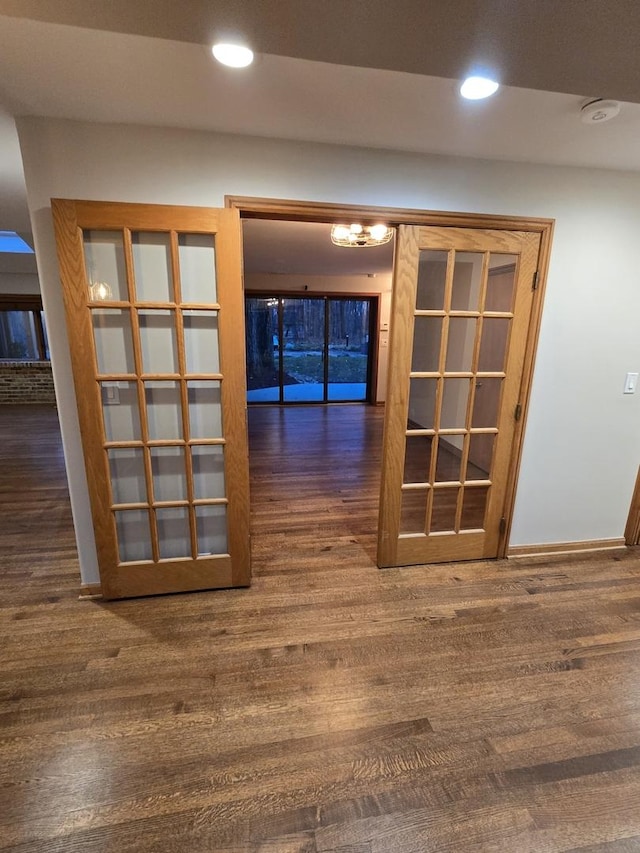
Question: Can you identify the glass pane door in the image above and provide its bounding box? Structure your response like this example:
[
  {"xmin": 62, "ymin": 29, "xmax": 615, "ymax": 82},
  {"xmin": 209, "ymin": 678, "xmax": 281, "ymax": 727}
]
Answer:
[
  {"xmin": 378, "ymin": 225, "xmax": 541, "ymax": 567},
  {"xmin": 53, "ymin": 201, "xmax": 251, "ymax": 599}
]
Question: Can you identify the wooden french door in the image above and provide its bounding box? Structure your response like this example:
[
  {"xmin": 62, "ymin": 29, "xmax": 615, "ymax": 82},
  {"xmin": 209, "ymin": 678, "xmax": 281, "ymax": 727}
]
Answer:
[
  {"xmin": 52, "ymin": 200, "xmax": 250, "ymax": 599},
  {"xmin": 378, "ymin": 224, "xmax": 541, "ymax": 567}
]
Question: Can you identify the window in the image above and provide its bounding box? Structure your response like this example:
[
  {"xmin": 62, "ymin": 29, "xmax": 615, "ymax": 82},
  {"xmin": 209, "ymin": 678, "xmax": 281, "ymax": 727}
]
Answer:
[{"xmin": 0, "ymin": 295, "xmax": 49, "ymax": 360}]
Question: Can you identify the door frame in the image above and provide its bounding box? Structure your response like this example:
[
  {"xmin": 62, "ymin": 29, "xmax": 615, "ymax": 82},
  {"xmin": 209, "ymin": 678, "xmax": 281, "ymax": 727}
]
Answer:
[
  {"xmin": 245, "ymin": 290, "xmax": 379, "ymax": 405},
  {"xmin": 625, "ymin": 467, "xmax": 640, "ymax": 546},
  {"xmin": 227, "ymin": 196, "xmax": 554, "ymax": 557}
]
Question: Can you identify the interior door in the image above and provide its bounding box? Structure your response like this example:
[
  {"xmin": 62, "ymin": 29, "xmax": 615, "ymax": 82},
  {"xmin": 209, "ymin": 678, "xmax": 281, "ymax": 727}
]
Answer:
[
  {"xmin": 52, "ymin": 200, "xmax": 250, "ymax": 599},
  {"xmin": 378, "ymin": 225, "xmax": 541, "ymax": 567}
]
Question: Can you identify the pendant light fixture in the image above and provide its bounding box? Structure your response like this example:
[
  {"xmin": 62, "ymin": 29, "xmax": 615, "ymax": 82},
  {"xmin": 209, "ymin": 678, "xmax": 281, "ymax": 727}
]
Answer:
[{"xmin": 331, "ymin": 223, "xmax": 393, "ymax": 248}]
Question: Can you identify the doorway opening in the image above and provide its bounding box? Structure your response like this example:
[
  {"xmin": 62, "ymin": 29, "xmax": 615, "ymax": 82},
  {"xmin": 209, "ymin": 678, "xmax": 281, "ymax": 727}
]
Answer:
[
  {"xmin": 231, "ymin": 197, "xmax": 553, "ymax": 569},
  {"xmin": 241, "ymin": 217, "xmax": 393, "ymax": 557},
  {"xmin": 241, "ymin": 217, "xmax": 393, "ymax": 407}
]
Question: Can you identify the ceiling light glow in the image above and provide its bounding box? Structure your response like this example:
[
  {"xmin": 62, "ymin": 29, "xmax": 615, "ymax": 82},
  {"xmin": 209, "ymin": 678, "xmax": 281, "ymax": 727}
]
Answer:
[
  {"xmin": 460, "ymin": 76, "xmax": 499, "ymax": 100},
  {"xmin": 369, "ymin": 224, "xmax": 390, "ymax": 241},
  {"xmin": 330, "ymin": 223, "xmax": 394, "ymax": 248},
  {"xmin": 211, "ymin": 43, "xmax": 254, "ymax": 68},
  {"xmin": 332, "ymin": 225, "xmax": 351, "ymax": 241}
]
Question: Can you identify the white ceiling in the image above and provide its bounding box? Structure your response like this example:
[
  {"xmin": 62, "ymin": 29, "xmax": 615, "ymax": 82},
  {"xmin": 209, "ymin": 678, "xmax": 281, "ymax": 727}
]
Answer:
[
  {"xmin": 243, "ymin": 220, "xmax": 395, "ymax": 277},
  {"xmin": 1, "ymin": 4, "xmax": 640, "ymax": 273}
]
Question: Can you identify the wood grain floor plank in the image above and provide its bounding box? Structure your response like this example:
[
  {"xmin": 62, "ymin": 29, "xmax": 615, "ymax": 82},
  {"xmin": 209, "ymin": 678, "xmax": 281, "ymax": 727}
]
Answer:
[{"xmin": 2, "ymin": 404, "xmax": 640, "ymax": 851}]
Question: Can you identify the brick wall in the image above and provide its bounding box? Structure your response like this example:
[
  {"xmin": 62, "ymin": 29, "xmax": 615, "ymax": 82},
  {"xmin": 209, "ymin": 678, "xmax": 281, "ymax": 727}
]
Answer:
[{"xmin": 0, "ymin": 361, "xmax": 56, "ymax": 404}]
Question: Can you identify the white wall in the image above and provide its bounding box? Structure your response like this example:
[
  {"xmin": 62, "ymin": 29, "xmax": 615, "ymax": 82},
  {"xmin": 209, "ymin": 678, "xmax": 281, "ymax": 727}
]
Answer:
[
  {"xmin": 245, "ymin": 272, "xmax": 392, "ymax": 401},
  {"xmin": 0, "ymin": 252, "xmax": 41, "ymax": 295},
  {"xmin": 16, "ymin": 117, "xmax": 640, "ymax": 583},
  {"xmin": 0, "ymin": 272, "xmax": 40, "ymax": 294}
]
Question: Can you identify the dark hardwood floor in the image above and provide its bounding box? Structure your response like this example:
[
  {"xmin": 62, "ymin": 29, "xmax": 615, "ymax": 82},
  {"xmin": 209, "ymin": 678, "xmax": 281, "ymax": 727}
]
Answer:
[{"xmin": 2, "ymin": 403, "xmax": 640, "ymax": 851}]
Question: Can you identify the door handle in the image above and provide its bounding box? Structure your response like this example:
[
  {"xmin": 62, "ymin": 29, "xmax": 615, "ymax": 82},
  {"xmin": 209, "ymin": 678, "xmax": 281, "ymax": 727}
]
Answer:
[{"xmin": 475, "ymin": 382, "xmax": 483, "ymax": 388}]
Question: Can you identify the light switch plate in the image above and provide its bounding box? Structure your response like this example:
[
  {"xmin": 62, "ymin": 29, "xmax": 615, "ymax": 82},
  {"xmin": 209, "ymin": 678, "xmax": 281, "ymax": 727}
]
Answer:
[{"xmin": 624, "ymin": 372, "xmax": 639, "ymax": 394}]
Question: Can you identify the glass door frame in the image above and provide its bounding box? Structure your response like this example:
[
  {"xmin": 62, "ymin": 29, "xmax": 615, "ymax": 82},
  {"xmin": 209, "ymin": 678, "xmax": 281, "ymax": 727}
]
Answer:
[
  {"xmin": 230, "ymin": 196, "xmax": 554, "ymax": 560},
  {"xmin": 245, "ymin": 291, "xmax": 379, "ymax": 405}
]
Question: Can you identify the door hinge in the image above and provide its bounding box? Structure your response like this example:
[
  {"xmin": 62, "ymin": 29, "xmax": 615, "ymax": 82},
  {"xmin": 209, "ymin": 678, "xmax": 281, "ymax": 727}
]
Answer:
[
  {"xmin": 532, "ymin": 270, "xmax": 539, "ymax": 290},
  {"xmin": 514, "ymin": 403, "xmax": 522, "ymax": 421},
  {"xmin": 499, "ymin": 517, "xmax": 507, "ymax": 534}
]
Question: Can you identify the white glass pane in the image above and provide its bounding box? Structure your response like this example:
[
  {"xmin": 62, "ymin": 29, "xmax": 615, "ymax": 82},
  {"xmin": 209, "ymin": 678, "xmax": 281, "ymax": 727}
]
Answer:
[
  {"xmin": 151, "ymin": 446, "xmax": 187, "ymax": 502},
  {"xmin": 157, "ymin": 507, "xmax": 191, "ymax": 559},
  {"xmin": 196, "ymin": 505, "xmax": 228, "ymax": 556},
  {"xmin": 416, "ymin": 250, "xmax": 448, "ymax": 310},
  {"xmin": 430, "ymin": 488, "xmax": 459, "ymax": 532},
  {"xmin": 108, "ymin": 448, "xmax": 146, "ymax": 505},
  {"xmin": 188, "ymin": 381, "xmax": 222, "ymax": 439},
  {"xmin": 467, "ymin": 433, "xmax": 494, "ymax": 479},
  {"xmin": 139, "ymin": 310, "xmax": 178, "ymax": 374},
  {"xmin": 478, "ymin": 318, "xmax": 510, "ymax": 373},
  {"xmin": 403, "ymin": 435, "xmax": 432, "ymax": 485},
  {"xmin": 486, "ymin": 255, "xmax": 517, "ymax": 312},
  {"xmin": 460, "ymin": 486, "xmax": 490, "ymax": 530},
  {"xmin": 445, "ymin": 318, "xmax": 476, "ymax": 373},
  {"xmin": 471, "ymin": 378, "xmax": 502, "ymax": 429},
  {"xmin": 440, "ymin": 378, "xmax": 470, "ymax": 430},
  {"xmin": 83, "ymin": 230, "xmax": 128, "ymax": 302},
  {"xmin": 400, "ymin": 489, "xmax": 427, "ymax": 534},
  {"xmin": 101, "ymin": 382, "xmax": 141, "ymax": 441},
  {"xmin": 132, "ymin": 232, "xmax": 173, "ymax": 302},
  {"xmin": 184, "ymin": 311, "xmax": 220, "ymax": 374},
  {"xmin": 115, "ymin": 509, "xmax": 152, "ymax": 562},
  {"xmin": 145, "ymin": 381, "xmax": 182, "ymax": 440},
  {"xmin": 435, "ymin": 438, "xmax": 462, "ymax": 482},
  {"xmin": 92, "ymin": 309, "xmax": 135, "ymax": 374},
  {"xmin": 192, "ymin": 445, "xmax": 225, "ymax": 500},
  {"xmin": 407, "ymin": 378, "xmax": 437, "ymax": 430},
  {"xmin": 411, "ymin": 316, "xmax": 442, "ymax": 373},
  {"xmin": 179, "ymin": 234, "xmax": 217, "ymax": 303},
  {"xmin": 451, "ymin": 252, "xmax": 484, "ymax": 312}
]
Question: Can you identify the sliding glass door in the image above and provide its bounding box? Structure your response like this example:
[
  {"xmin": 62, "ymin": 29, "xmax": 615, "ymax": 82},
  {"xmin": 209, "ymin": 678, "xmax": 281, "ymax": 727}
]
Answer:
[
  {"xmin": 282, "ymin": 297, "xmax": 325, "ymax": 402},
  {"xmin": 327, "ymin": 298, "xmax": 371, "ymax": 401},
  {"xmin": 246, "ymin": 294, "xmax": 375, "ymax": 404}
]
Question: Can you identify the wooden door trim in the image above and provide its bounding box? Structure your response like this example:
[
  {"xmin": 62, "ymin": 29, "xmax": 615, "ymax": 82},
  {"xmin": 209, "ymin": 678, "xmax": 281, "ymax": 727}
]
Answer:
[
  {"xmin": 625, "ymin": 466, "xmax": 640, "ymax": 546},
  {"xmin": 226, "ymin": 196, "xmax": 554, "ymax": 233},
  {"xmin": 227, "ymin": 196, "xmax": 554, "ymax": 558}
]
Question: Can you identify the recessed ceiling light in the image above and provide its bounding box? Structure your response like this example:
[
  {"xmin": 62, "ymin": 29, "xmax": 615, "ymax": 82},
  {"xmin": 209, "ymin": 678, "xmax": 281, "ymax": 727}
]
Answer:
[
  {"xmin": 211, "ymin": 42, "xmax": 254, "ymax": 68},
  {"xmin": 460, "ymin": 76, "xmax": 500, "ymax": 100}
]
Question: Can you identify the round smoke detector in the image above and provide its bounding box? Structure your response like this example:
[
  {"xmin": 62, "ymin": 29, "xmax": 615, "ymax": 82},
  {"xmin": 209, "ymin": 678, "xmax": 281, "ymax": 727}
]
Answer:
[{"xmin": 581, "ymin": 98, "xmax": 621, "ymax": 124}]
